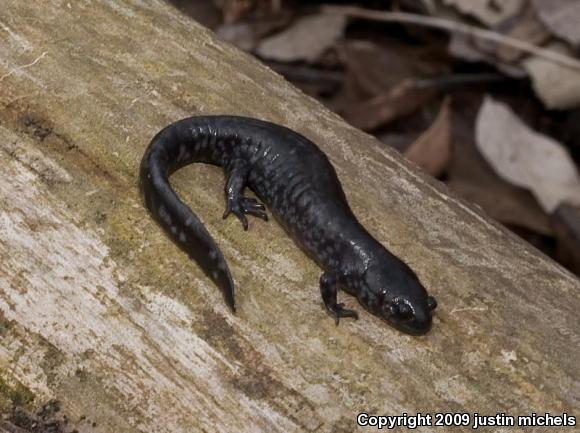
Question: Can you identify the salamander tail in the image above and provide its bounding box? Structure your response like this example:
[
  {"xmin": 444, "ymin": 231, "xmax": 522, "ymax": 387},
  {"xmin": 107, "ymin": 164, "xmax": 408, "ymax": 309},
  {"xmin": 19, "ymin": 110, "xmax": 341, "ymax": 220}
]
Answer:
[{"xmin": 139, "ymin": 154, "xmax": 236, "ymax": 313}]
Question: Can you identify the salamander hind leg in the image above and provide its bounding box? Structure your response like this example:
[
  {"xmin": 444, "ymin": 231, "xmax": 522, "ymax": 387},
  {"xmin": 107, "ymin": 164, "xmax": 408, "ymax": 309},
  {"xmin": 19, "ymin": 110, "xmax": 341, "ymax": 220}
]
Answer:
[
  {"xmin": 320, "ymin": 270, "xmax": 359, "ymax": 325},
  {"xmin": 222, "ymin": 164, "xmax": 268, "ymax": 230}
]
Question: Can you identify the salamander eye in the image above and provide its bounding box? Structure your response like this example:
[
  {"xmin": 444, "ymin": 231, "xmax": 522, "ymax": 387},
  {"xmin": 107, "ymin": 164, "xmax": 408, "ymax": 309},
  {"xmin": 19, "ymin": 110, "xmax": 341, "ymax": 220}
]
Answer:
[
  {"xmin": 387, "ymin": 300, "xmax": 413, "ymax": 319},
  {"xmin": 427, "ymin": 296, "xmax": 437, "ymax": 311},
  {"xmin": 396, "ymin": 302, "xmax": 413, "ymax": 319}
]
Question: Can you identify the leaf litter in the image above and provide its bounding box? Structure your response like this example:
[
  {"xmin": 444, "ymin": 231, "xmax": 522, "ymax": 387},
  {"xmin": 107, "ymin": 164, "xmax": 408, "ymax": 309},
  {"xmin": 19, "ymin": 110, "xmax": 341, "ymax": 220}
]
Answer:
[{"xmin": 170, "ymin": 0, "xmax": 580, "ymax": 274}]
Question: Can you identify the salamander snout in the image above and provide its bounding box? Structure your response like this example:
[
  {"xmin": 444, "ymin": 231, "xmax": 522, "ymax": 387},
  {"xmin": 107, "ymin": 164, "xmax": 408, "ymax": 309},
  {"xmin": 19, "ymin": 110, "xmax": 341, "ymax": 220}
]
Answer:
[
  {"xmin": 360, "ymin": 261, "xmax": 438, "ymax": 334},
  {"xmin": 383, "ymin": 295, "xmax": 437, "ymax": 335}
]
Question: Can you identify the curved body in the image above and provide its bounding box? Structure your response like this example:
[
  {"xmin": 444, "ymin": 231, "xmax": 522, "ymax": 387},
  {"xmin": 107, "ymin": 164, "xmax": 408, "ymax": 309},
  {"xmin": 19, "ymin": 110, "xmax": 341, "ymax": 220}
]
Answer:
[{"xmin": 140, "ymin": 116, "xmax": 437, "ymax": 335}]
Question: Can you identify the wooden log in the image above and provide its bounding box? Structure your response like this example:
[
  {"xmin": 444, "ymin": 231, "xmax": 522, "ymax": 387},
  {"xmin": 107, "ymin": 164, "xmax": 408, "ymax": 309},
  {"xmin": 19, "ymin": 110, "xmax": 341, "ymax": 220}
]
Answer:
[{"xmin": 0, "ymin": 1, "xmax": 578, "ymax": 432}]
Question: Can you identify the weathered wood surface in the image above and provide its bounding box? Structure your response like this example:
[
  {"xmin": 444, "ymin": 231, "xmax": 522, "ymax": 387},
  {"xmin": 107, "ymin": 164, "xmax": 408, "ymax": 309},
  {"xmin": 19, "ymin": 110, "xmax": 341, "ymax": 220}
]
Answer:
[{"xmin": 0, "ymin": 1, "xmax": 578, "ymax": 432}]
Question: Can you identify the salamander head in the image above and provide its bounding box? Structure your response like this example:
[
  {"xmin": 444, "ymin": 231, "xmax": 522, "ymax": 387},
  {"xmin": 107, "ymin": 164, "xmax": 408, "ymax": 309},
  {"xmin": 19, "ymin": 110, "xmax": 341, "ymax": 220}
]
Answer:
[{"xmin": 361, "ymin": 263, "xmax": 437, "ymax": 335}]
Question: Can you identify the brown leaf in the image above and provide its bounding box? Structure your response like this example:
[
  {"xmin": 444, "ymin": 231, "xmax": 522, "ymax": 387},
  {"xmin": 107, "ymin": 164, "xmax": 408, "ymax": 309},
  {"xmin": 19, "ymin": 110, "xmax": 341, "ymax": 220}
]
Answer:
[
  {"xmin": 168, "ymin": 0, "xmax": 222, "ymax": 29},
  {"xmin": 404, "ymin": 97, "xmax": 452, "ymax": 177},
  {"xmin": 340, "ymin": 40, "xmax": 449, "ymax": 100},
  {"xmin": 523, "ymin": 42, "xmax": 580, "ymax": 110},
  {"xmin": 449, "ymin": 180, "xmax": 553, "ymax": 235},
  {"xmin": 219, "ymin": 0, "xmax": 256, "ymax": 24},
  {"xmin": 446, "ymin": 3, "xmax": 549, "ymax": 73},
  {"xmin": 256, "ymin": 13, "xmax": 347, "ymax": 62},
  {"xmin": 447, "ymin": 34, "xmax": 526, "ymax": 78},
  {"xmin": 446, "ymin": 95, "xmax": 552, "ymax": 235},
  {"xmin": 340, "ymin": 79, "xmax": 438, "ymax": 131},
  {"xmin": 442, "ymin": 0, "xmax": 525, "ymax": 26},
  {"xmin": 485, "ymin": 4, "xmax": 551, "ymax": 62},
  {"xmin": 216, "ymin": 7, "xmax": 293, "ymax": 52},
  {"xmin": 532, "ymin": 0, "xmax": 580, "ymax": 47},
  {"xmin": 476, "ymin": 97, "xmax": 580, "ymax": 212}
]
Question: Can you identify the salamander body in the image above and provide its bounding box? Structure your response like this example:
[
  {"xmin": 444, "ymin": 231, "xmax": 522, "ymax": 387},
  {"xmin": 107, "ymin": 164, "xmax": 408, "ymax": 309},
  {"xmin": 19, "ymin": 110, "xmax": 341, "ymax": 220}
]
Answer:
[{"xmin": 140, "ymin": 116, "xmax": 437, "ymax": 335}]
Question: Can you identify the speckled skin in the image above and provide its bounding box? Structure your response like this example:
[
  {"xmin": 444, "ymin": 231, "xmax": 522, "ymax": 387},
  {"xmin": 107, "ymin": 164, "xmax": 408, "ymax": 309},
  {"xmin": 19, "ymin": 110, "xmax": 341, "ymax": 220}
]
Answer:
[{"xmin": 140, "ymin": 116, "xmax": 437, "ymax": 335}]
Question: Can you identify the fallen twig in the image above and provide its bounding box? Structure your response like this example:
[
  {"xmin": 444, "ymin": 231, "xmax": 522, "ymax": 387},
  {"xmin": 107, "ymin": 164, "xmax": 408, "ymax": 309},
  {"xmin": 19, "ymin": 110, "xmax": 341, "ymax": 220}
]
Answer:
[
  {"xmin": 415, "ymin": 72, "xmax": 507, "ymax": 88},
  {"xmin": 323, "ymin": 6, "xmax": 580, "ymax": 72}
]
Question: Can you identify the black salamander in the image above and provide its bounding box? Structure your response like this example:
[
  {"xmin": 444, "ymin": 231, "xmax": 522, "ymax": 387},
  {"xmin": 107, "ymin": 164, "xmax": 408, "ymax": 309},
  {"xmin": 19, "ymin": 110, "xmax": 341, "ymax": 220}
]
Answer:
[{"xmin": 140, "ymin": 116, "xmax": 437, "ymax": 335}]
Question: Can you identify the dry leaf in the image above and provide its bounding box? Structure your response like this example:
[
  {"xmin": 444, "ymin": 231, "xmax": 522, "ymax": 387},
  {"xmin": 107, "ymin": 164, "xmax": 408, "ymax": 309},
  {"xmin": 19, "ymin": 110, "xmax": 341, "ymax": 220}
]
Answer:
[
  {"xmin": 169, "ymin": 0, "xmax": 222, "ymax": 29},
  {"xmin": 532, "ymin": 0, "xmax": 580, "ymax": 47},
  {"xmin": 476, "ymin": 97, "xmax": 580, "ymax": 213},
  {"xmin": 442, "ymin": 0, "xmax": 524, "ymax": 26},
  {"xmin": 405, "ymin": 97, "xmax": 452, "ymax": 177},
  {"xmin": 340, "ymin": 40, "xmax": 449, "ymax": 99},
  {"xmin": 446, "ymin": 96, "xmax": 552, "ymax": 236},
  {"xmin": 418, "ymin": 0, "xmax": 437, "ymax": 14},
  {"xmin": 256, "ymin": 13, "xmax": 346, "ymax": 62},
  {"xmin": 487, "ymin": 3, "xmax": 550, "ymax": 62},
  {"xmin": 445, "ymin": 6, "xmax": 578, "ymax": 109},
  {"xmin": 217, "ymin": 8, "xmax": 293, "ymax": 51},
  {"xmin": 446, "ymin": 3, "xmax": 547, "ymax": 74},
  {"xmin": 447, "ymin": 34, "xmax": 526, "ymax": 78},
  {"xmin": 449, "ymin": 181, "xmax": 553, "ymax": 235},
  {"xmin": 218, "ymin": 0, "xmax": 256, "ymax": 24},
  {"xmin": 341, "ymin": 40, "xmax": 417, "ymax": 97},
  {"xmin": 340, "ymin": 79, "xmax": 437, "ymax": 131},
  {"xmin": 523, "ymin": 42, "xmax": 580, "ymax": 110}
]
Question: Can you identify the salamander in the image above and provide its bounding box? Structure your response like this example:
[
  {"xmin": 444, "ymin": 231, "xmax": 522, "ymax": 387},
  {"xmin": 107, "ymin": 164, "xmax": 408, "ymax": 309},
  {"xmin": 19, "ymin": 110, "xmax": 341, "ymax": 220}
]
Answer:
[{"xmin": 139, "ymin": 116, "xmax": 437, "ymax": 335}]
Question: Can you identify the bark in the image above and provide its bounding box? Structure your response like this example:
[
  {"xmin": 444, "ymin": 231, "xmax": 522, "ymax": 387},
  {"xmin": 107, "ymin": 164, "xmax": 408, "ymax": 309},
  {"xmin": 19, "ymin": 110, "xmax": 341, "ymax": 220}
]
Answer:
[{"xmin": 0, "ymin": 1, "xmax": 578, "ymax": 432}]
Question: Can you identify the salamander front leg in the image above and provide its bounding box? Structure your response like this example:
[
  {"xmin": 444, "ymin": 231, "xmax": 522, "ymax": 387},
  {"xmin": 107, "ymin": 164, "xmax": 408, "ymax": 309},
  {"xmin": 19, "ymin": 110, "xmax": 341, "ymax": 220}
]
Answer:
[
  {"xmin": 320, "ymin": 270, "xmax": 358, "ymax": 325},
  {"xmin": 223, "ymin": 166, "xmax": 268, "ymax": 230}
]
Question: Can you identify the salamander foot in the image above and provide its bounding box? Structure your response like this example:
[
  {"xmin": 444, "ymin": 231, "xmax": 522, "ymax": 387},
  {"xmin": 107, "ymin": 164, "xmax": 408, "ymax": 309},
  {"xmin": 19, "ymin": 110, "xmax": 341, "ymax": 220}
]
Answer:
[
  {"xmin": 223, "ymin": 196, "xmax": 268, "ymax": 230},
  {"xmin": 325, "ymin": 302, "xmax": 359, "ymax": 326}
]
